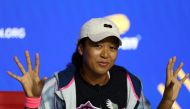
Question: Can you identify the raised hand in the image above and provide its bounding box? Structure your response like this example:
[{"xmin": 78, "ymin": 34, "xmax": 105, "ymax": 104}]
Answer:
[
  {"xmin": 163, "ymin": 56, "xmax": 189, "ymax": 102},
  {"xmin": 7, "ymin": 51, "xmax": 47, "ymax": 98}
]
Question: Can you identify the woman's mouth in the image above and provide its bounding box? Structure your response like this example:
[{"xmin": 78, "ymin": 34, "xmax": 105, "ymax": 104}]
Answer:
[{"xmin": 98, "ymin": 62, "xmax": 109, "ymax": 67}]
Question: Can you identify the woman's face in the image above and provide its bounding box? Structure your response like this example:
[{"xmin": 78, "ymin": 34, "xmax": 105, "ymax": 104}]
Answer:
[{"xmin": 78, "ymin": 37, "xmax": 119, "ymax": 76}]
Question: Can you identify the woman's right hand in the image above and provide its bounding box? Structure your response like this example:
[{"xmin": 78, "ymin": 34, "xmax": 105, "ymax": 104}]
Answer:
[{"xmin": 8, "ymin": 50, "xmax": 47, "ymax": 98}]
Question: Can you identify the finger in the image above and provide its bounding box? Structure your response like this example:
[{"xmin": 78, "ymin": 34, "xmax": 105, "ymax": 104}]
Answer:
[
  {"xmin": 7, "ymin": 71, "xmax": 22, "ymax": 82},
  {"xmin": 42, "ymin": 77, "xmax": 47, "ymax": 82},
  {"xmin": 174, "ymin": 62, "xmax": 184, "ymax": 78},
  {"xmin": 166, "ymin": 58, "xmax": 172, "ymax": 86},
  {"xmin": 25, "ymin": 50, "xmax": 32, "ymax": 73},
  {"xmin": 40, "ymin": 77, "xmax": 47, "ymax": 86},
  {"xmin": 34, "ymin": 53, "xmax": 40, "ymax": 75},
  {"xmin": 171, "ymin": 56, "xmax": 176, "ymax": 73},
  {"xmin": 167, "ymin": 58, "xmax": 172, "ymax": 72},
  {"xmin": 14, "ymin": 56, "xmax": 26, "ymax": 74},
  {"xmin": 180, "ymin": 73, "xmax": 189, "ymax": 84}
]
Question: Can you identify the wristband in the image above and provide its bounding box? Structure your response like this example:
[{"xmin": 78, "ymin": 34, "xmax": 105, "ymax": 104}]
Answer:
[{"xmin": 25, "ymin": 96, "xmax": 41, "ymax": 108}]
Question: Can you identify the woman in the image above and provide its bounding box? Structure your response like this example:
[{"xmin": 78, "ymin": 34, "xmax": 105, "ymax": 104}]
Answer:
[{"xmin": 8, "ymin": 18, "xmax": 189, "ymax": 109}]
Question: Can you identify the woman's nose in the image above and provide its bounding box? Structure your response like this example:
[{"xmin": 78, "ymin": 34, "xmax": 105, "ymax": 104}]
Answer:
[{"xmin": 100, "ymin": 47, "xmax": 109, "ymax": 58}]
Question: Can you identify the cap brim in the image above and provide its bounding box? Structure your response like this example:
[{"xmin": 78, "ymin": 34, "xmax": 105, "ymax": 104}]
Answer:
[{"xmin": 88, "ymin": 32, "xmax": 122, "ymax": 45}]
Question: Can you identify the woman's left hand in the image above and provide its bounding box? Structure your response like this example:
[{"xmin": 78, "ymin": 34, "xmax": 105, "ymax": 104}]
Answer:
[{"xmin": 163, "ymin": 56, "xmax": 189, "ymax": 102}]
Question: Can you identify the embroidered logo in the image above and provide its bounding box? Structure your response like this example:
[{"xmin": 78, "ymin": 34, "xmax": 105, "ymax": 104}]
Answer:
[
  {"xmin": 77, "ymin": 101, "xmax": 100, "ymax": 109},
  {"xmin": 106, "ymin": 99, "xmax": 119, "ymax": 109}
]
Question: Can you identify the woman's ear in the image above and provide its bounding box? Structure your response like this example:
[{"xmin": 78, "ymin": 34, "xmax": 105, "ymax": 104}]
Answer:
[{"xmin": 78, "ymin": 44, "xmax": 83, "ymax": 55}]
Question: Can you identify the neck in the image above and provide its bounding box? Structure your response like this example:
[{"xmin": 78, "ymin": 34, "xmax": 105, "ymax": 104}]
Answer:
[{"xmin": 80, "ymin": 68, "xmax": 110, "ymax": 86}]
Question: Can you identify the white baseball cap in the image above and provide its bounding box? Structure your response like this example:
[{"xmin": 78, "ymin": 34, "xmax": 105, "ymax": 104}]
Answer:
[{"xmin": 78, "ymin": 18, "xmax": 122, "ymax": 45}]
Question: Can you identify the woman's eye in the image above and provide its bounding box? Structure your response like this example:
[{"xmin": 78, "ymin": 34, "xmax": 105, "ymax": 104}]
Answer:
[
  {"xmin": 94, "ymin": 44, "xmax": 102, "ymax": 48},
  {"xmin": 110, "ymin": 46, "xmax": 118, "ymax": 50}
]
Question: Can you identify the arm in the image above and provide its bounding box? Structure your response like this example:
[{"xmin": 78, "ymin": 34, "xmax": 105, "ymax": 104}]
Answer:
[
  {"xmin": 7, "ymin": 50, "xmax": 47, "ymax": 109},
  {"xmin": 157, "ymin": 56, "xmax": 189, "ymax": 109}
]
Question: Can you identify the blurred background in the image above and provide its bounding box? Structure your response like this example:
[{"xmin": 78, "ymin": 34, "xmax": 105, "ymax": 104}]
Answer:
[{"xmin": 0, "ymin": 0, "xmax": 190, "ymax": 108}]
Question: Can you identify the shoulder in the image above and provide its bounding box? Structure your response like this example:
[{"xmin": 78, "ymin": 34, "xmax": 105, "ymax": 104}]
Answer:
[
  {"xmin": 42, "ymin": 64, "xmax": 76, "ymax": 93},
  {"xmin": 56, "ymin": 64, "xmax": 76, "ymax": 89},
  {"xmin": 111, "ymin": 65, "xmax": 142, "ymax": 97}
]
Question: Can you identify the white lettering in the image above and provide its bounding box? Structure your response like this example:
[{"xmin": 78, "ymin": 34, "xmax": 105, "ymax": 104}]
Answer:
[
  {"xmin": 0, "ymin": 27, "xmax": 26, "ymax": 39},
  {"xmin": 120, "ymin": 34, "xmax": 141, "ymax": 50},
  {"xmin": 0, "ymin": 28, "xmax": 4, "ymax": 38}
]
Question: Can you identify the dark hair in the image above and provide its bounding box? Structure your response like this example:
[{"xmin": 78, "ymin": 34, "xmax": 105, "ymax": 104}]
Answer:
[{"xmin": 71, "ymin": 37, "xmax": 88, "ymax": 69}]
